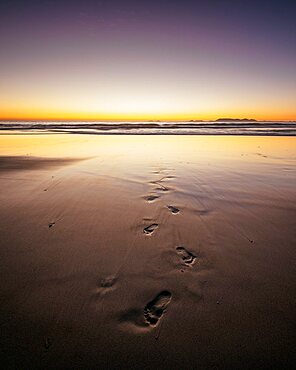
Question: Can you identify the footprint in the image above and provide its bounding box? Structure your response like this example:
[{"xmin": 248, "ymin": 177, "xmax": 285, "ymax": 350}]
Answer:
[
  {"xmin": 176, "ymin": 246, "xmax": 196, "ymax": 266},
  {"xmin": 144, "ymin": 291, "xmax": 172, "ymax": 326},
  {"xmin": 145, "ymin": 194, "xmax": 160, "ymax": 202},
  {"xmin": 143, "ymin": 223, "xmax": 159, "ymax": 235},
  {"xmin": 151, "ymin": 181, "xmax": 170, "ymax": 192},
  {"xmin": 156, "ymin": 184, "xmax": 169, "ymax": 192},
  {"xmin": 167, "ymin": 205, "xmax": 180, "ymax": 214},
  {"xmin": 95, "ymin": 275, "xmax": 117, "ymax": 298},
  {"xmin": 100, "ymin": 275, "xmax": 117, "ymax": 288}
]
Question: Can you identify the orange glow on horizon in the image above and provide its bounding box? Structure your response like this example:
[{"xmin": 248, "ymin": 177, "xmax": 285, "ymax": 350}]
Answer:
[{"xmin": 1, "ymin": 108, "xmax": 295, "ymax": 122}]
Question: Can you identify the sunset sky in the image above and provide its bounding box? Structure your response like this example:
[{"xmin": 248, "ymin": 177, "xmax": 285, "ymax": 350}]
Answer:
[{"xmin": 0, "ymin": 0, "xmax": 295, "ymax": 121}]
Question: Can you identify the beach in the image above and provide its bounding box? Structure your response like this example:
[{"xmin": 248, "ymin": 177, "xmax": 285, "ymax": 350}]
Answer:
[{"xmin": 0, "ymin": 133, "xmax": 295, "ymax": 369}]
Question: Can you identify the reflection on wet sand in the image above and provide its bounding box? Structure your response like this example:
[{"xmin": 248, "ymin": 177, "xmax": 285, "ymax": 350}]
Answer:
[{"xmin": 0, "ymin": 134, "xmax": 295, "ymax": 369}]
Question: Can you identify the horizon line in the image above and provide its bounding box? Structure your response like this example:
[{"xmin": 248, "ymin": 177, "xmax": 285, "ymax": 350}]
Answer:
[{"xmin": 1, "ymin": 118, "xmax": 295, "ymax": 122}]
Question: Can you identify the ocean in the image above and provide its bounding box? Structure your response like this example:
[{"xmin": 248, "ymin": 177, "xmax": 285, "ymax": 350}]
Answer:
[{"xmin": 0, "ymin": 120, "xmax": 295, "ymax": 135}]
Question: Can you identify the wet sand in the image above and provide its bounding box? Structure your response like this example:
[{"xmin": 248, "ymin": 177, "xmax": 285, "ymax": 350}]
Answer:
[{"xmin": 0, "ymin": 134, "xmax": 295, "ymax": 369}]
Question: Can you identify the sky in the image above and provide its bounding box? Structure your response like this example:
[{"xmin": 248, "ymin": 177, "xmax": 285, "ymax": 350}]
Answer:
[{"xmin": 0, "ymin": 0, "xmax": 295, "ymax": 121}]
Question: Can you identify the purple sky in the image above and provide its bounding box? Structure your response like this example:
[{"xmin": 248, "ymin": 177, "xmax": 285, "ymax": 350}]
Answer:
[{"xmin": 1, "ymin": 0, "xmax": 295, "ymax": 120}]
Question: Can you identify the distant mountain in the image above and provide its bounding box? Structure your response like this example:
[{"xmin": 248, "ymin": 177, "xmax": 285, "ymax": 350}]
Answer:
[{"xmin": 216, "ymin": 118, "xmax": 257, "ymax": 122}]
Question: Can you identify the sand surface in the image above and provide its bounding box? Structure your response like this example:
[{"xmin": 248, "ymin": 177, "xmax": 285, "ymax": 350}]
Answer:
[{"xmin": 0, "ymin": 134, "xmax": 295, "ymax": 369}]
